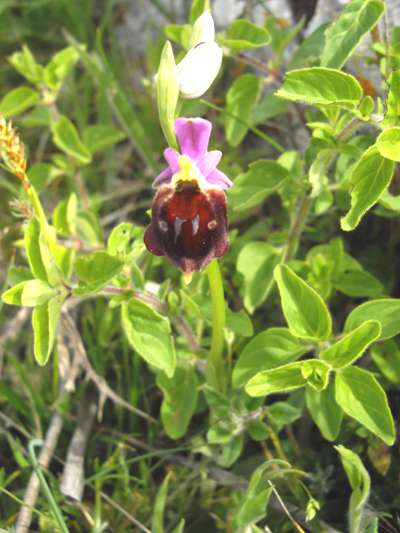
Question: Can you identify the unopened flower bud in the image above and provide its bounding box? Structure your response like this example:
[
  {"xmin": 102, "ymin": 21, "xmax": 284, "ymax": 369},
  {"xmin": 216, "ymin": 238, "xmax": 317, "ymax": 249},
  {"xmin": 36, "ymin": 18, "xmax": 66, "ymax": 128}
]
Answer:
[{"xmin": 176, "ymin": 11, "xmax": 223, "ymax": 99}]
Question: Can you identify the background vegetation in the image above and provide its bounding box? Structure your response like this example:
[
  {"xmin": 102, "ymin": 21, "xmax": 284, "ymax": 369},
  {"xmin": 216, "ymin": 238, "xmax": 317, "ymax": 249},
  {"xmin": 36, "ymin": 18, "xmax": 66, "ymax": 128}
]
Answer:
[{"xmin": 0, "ymin": 0, "xmax": 399, "ymax": 532}]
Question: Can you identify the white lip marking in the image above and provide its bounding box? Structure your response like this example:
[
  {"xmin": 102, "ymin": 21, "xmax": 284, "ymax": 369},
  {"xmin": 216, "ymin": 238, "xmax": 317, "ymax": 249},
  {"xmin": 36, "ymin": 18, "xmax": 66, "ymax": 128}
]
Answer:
[{"xmin": 192, "ymin": 214, "xmax": 200, "ymax": 235}]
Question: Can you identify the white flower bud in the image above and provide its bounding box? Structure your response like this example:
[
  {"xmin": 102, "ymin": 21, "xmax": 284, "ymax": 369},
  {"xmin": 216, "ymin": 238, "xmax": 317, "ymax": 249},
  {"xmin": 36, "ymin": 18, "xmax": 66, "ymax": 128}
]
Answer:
[
  {"xmin": 191, "ymin": 10, "xmax": 215, "ymax": 46},
  {"xmin": 176, "ymin": 41, "xmax": 223, "ymax": 99},
  {"xmin": 176, "ymin": 11, "xmax": 222, "ymax": 99}
]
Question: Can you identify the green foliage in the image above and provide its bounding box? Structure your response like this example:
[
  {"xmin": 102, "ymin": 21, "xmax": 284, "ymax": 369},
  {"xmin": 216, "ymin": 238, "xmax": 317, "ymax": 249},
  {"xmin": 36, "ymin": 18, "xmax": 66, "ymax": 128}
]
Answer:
[
  {"xmin": 276, "ymin": 67, "xmax": 363, "ymax": 107},
  {"xmin": 0, "ymin": 0, "xmax": 399, "ymax": 530},
  {"xmin": 274, "ymin": 264, "xmax": 332, "ymax": 340},
  {"xmin": 52, "ymin": 115, "xmax": 92, "ymax": 166},
  {"xmin": 0, "ymin": 87, "xmax": 39, "ymax": 118},
  {"xmin": 341, "ymin": 146, "xmax": 395, "ymax": 230},
  {"xmin": 229, "ymin": 159, "xmax": 288, "ymax": 211},
  {"xmin": 225, "ymin": 74, "xmax": 261, "ymax": 146},
  {"xmin": 345, "ymin": 298, "xmax": 400, "ymax": 339},
  {"xmin": 320, "ymin": 320, "xmax": 381, "ymax": 369},
  {"xmin": 121, "ymin": 299, "xmax": 176, "ymax": 377},
  {"xmin": 320, "ymin": 0, "xmax": 384, "ymax": 69},
  {"xmin": 233, "ymin": 327, "xmax": 307, "ymax": 387},
  {"xmin": 335, "ymin": 366, "xmax": 395, "ymax": 445},
  {"xmin": 219, "ymin": 20, "xmax": 270, "ymax": 50}
]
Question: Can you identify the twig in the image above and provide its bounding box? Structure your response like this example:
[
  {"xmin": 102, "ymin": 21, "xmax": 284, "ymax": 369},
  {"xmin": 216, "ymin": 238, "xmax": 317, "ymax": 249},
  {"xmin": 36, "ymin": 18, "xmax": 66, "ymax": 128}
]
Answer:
[
  {"xmin": 62, "ymin": 312, "xmax": 157, "ymax": 423},
  {"xmin": 60, "ymin": 392, "xmax": 97, "ymax": 501}
]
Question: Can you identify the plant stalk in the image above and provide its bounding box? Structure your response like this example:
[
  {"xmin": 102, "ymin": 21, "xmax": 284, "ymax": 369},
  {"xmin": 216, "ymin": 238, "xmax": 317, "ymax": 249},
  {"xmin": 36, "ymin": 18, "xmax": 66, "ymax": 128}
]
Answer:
[{"xmin": 206, "ymin": 260, "xmax": 226, "ymax": 392}]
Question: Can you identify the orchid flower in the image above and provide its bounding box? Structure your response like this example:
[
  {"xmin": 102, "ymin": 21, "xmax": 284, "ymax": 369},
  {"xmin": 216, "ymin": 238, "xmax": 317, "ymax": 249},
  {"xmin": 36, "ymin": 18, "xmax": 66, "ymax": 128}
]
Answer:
[{"xmin": 144, "ymin": 117, "xmax": 232, "ymax": 274}]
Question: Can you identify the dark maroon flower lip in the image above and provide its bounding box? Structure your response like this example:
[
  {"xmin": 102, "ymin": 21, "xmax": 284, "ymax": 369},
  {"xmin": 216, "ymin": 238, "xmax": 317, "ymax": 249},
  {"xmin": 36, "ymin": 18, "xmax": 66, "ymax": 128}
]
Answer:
[
  {"xmin": 144, "ymin": 184, "xmax": 228, "ymax": 274},
  {"xmin": 144, "ymin": 116, "xmax": 232, "ymax": 273}
]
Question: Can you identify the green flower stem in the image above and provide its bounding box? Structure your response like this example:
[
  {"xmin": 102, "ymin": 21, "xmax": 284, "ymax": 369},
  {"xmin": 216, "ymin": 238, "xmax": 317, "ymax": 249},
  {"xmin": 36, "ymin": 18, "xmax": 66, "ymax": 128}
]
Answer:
[
  {"xmin": 26, "ymin": 185, "xmax": 50, "ymax": 231},
  {"xmin": 28, "ymin": 439, "xmax": 69, "ymax": 533},
  {"xmin": 206, "ymin": 259, "xmax": 226, "ymax": 392}
]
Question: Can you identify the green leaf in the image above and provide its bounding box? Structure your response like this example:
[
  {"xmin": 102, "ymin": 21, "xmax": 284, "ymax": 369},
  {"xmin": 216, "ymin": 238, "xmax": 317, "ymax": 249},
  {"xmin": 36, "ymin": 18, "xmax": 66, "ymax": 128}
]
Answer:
[
  {"xmin": 340, "ymin": 146, "xmax": 395, "ymax": 231},
  {"xmin": 274, "ymin": 264, "xmax": 332, "ymax": 340},
  {"xmin": 234, "ymin": 462, "xmax": 273, "ymax": 528},
  {"xmin": 233, "ymin": 327, "xmax": 307, "ymax": 388},
  {"xmin": 151, "ymin": 471, "xmax": 172, "ymax": 533},
  {"xmin": 225, "ymin": 74, "xmax": 262, "ymax": 146},
  {"xmin": 107, "ymin": 222, "xmax": 135, "ymax": 257},
  {"xmin": 383, "ymin": 70, "xmax": 400, "ymax": 127},
  {"xmin": 245, "ymin": 360, "xmax": 331, "ymax": 397},
  {"xmin": 0, "ymin": 87, "xmax": 39, "ymax": 118},
  {"xmin": 8, "ymin": 45, "xmax": 44, "ymax": 85},
  {"xmin": 371, "ymin": 340, "xmax": 400, "ymax": 384},
  {"xmin": 53, "ymin": 193, "xmax": 77, "ymax": 236},
  {"xmin": 236, "ymin": 241, "xmax": 281, "ymax": 312},
  {"xmin": 289, "ymin": 23, "xmax": 329, "ymax": 69},
  {"xmin": 225, "ymin": 308, "xmax": 253, "ymax": 337},
  {"xmin": 251, "ymin": 92, "xmax": 288, "ymax": 125},
  {"xmin": 51, "ymin": 115, "xmax": 92, "ymax": 165},
  {"xmin": 276, "ymin": 67, "xmax": 363, "ymax": 107},
  {"xmin": 75, "ymin": 251, "xmax": 123, "ymax": 294},
  {"xmin": 376, "ymin": 127, "xmax": 400, "ymax": 161},
  {"xmin": 157, "ymin": 41, "xmax": 179, "ymax": 149},
  {"xmin": 268, "ymin": 402, "xmax": 302, "ymax": 432},
  {"xmin": 82, "ymin": 125, "xmax": 126, "ymax": 153},
  {"xmin": 320, "ymin": 320, "xmax": 381, "ymax": 369},
  {"xmin": 335, "ymin": 366, "xmax": 395, "ymax": 445},
  {"xmin": 32, "ymin": 294, "xmax": 64, "ymax": 366},
  {"xmin": 334, "ymin": 269, "xmax": 383, "ymax": 298},
  {"xmin": 306, "ymin": 381, "xmax": 343, "ymax": 441},
  {"xmin": 157, "ymin": 365, "xmax": 198, "ymax": 439},
  {"xmin": 27, "ymin": 163, "xmax": 63, "ymax": 193},
  {"xmin": 44, "ymin": 46, "xmax": 79, "ymax": 91},
  {"xmin": 229, "ymin": 160, "xmax": 289, "ymax": 211},
  {"xmin": 2, "ymin": 281, "xmax": 28, "ymax": 306},
  {"xmin": 321, "ymin": 0, "xmax": 384, "ymax": 69},
  {"xmin": 24, "ymin": 218, "xmax": 48, "ymax": 282},
  {"xmin": 121, "ymin": 299, "xmax": 176, "ymax": 377},
  {"xmin": 20, "ymin": 280, "xmax": 57, "ymax": 307},
  {"xmin": 344, "ymin": 299, "xmax": 400, "ymax": 340},
  {"xmin": 219, "ymin": 19, "xmax": 270, "ymax": 49},
  {"xmin": 335, "ymin": 445, "xmax": 370, "ymax": 511}
]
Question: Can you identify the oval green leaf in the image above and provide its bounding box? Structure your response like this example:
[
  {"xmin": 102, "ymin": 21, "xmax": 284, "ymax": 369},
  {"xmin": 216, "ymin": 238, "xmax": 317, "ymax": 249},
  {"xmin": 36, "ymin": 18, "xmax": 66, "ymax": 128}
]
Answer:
[
  {"xmin": 344, "ymin": 299, "xmax": 400, "ymax": 340},
  {"xmin": 233, "ymin": 327, "xmax": 307, "ymax": 388},
  {"xmin": 276, "ymin": 67, "xmax": 363, "ymax": 107},
  {"xmin": 51, "ymin": 115, "xmax": 92, "ymax": 165},
  {"xmin": 335, "ymin": 366, "xmax": 395, "ymax": 445},
  {"xmin": 340, "ymin": 146, "xmax": 395, "ymax": 231},
  {"xmin": 274, "ymin": 264, "xmax": 332, "ymax": 340},
  {"xmin": 320, "ymin": 320, "xmax": 381, "ymax": 369},
  {"xmin": 121, "ymin": 299, "xmax": 176, "ymax": 377},
  {"xmin": 0, "ymin": 87, "xmax": 39, "ymax": 118}
]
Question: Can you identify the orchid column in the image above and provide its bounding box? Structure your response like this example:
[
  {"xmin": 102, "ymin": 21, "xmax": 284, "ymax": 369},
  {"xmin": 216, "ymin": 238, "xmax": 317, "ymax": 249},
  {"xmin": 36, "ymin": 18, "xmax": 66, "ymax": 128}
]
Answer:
[{"xmin": 145, "ymin": 9, "xmax": 230, "ymax": 391}]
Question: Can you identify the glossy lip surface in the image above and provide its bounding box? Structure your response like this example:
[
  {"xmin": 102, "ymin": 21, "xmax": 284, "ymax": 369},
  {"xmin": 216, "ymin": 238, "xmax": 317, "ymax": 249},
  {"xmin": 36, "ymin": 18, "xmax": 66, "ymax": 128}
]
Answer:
[
  {"xmin": 144, "ymin": 117, "xmax": 231, "ymax": 273},
  {"xmin": 144, "ymin": 183, "xmax": 228, "ymax": 273}
]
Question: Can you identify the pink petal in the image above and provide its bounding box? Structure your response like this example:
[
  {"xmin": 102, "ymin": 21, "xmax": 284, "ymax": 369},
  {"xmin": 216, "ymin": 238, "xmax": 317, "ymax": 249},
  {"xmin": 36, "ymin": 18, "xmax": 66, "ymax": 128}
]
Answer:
[
  {"xmin": 197, "ymin": 150, "xmax": 222, "ymax": 178},
  {"xmin": 152, "ymin": 167, "xmax": 172, "ymax": 188},
  {"xmin": 163, "ymin": 147, "xmax": 180, "ymax": 172},
  {"xmin": 205, "ymin": 169, "xmax": 233, "ymax": 190},
  {"xmin": 175, "ymin": 117, "xmax": 212, "ymax": 159}
]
